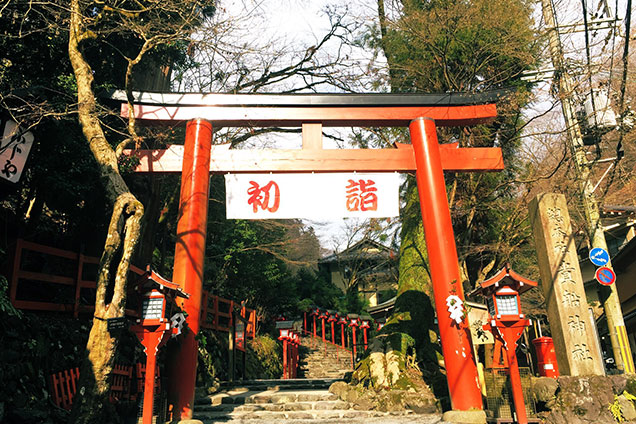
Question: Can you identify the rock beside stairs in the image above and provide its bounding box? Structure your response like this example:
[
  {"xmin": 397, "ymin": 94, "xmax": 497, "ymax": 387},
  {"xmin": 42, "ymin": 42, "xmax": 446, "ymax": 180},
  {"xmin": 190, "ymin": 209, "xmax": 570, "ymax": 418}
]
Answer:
[{"xmin": 193, "ymin": 379, "xmax": 447, "ymax": 423}]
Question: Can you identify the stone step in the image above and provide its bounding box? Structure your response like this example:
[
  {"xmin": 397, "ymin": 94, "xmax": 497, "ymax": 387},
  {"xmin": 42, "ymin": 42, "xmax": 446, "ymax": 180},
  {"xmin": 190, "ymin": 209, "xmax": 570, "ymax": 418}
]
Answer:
[
  {"xmin": 196, "ymin": 389, "xmax": 340, "ymax": 407},
  {"xmin": 193, "ymin": 408, "xmax": 421, "ymax": 422},
  {"xmin": 194, "ymin": 380, "xmax": 446, "ymax": 423},
  {"xmin": 197, "ymin": 399, "xmax": 351, "ymax": 413},
  {"xmin": 216, "ymin": 378, "xmax": 339, "ymax": 393}
]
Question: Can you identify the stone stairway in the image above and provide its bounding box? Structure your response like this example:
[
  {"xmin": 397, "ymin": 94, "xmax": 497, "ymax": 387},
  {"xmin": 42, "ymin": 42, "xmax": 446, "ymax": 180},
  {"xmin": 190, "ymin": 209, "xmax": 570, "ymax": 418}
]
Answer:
[
  {"xmin": 192, "ymin": 379, "xmax": 446, "ymax": 423},
  {"xmin": 299, "ymin": 335, "xmax": 353, "ymax": 379}
]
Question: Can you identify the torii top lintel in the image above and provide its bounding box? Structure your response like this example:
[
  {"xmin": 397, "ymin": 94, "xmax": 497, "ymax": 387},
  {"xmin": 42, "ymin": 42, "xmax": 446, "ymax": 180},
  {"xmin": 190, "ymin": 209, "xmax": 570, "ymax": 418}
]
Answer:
[{"xmin": 113, "ymin": 90, "xmax": 506, "ymax": 173}]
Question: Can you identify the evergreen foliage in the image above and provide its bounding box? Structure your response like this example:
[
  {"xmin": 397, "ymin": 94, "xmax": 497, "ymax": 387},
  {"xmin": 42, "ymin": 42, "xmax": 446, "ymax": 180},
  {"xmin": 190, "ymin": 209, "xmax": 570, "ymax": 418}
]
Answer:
[{"xmin": 351, "ymin": 0, "xmax": 540, "ymax": 394}]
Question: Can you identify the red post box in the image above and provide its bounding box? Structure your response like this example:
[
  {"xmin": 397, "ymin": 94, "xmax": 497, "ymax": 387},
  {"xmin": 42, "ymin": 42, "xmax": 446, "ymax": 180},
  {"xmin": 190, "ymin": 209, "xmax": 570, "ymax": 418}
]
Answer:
[{"xmin": 533, "ymin": 336, "xmax": 559, "ymax": 378}]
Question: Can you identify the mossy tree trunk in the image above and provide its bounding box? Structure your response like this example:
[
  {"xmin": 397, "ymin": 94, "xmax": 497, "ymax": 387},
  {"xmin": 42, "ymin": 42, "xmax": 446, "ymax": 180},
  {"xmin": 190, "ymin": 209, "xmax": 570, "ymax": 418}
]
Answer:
[{"xmin": 353, "ymin": 179, "xmax": 441, "ymax": 392}]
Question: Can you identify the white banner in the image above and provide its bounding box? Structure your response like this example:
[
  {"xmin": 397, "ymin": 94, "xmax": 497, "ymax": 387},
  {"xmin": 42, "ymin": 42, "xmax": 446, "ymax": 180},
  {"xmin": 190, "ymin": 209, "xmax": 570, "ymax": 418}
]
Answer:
[
  {"xmin": 1, "ymin": 119, "xmax": 34, "ymax": 184},
  {"xmin": 225, "ymin": 173, "xmax": 400, "ymax": 219}
]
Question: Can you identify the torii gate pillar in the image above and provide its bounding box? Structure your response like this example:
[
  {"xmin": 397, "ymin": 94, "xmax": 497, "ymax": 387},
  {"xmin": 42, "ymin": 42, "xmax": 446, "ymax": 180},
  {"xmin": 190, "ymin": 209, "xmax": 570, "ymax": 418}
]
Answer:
[
  {"xmin": 409, "ymin": 117, "xmax": 482, "ymax": 410},
  {"xmin": 169, "ymin": 119, "xmax": 212, "ymax": 420}
]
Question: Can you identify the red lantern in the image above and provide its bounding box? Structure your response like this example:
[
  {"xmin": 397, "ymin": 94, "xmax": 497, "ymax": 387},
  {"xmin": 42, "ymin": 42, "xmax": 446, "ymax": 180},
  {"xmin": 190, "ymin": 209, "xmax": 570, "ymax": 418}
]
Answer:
[
  {"xmin": 347, "ymin": 314, "xmax": 360, "ymax": 359},
  {"xmin": 472, "ymin": 264, "xmax": 538, "ymax": 424},
  {"xmin": 338, "ymin": 313, "xmax": 348, "ymax": 348},
  {"xmin": 310, "ymin": 307, "xmax": 320, "ymax": 338},
  {"xmin": 328, "ymin": 311, "xmax": 338, "ymax": 345},
  {"xmin": 376, "ymin": 318, "xmax": 386, "ymax": 331},
  {"xmin": 276, "ymin": 320, "xmax": 295, "ymax": 379},
  {"xmin": 318, "ymin": 310, "xmax": 329, "ymax": 343},
  {"xmin": 131, "ymin": 268, "xmax": 189, "ymax": 424},
  {"xmin": 360, "ymin": 315, "xmax": 371, "ymax": 351}
]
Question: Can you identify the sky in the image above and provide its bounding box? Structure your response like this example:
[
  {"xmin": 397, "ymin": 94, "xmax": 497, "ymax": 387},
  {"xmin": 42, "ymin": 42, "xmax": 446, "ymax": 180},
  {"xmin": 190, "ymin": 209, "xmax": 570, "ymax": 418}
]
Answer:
[
  {"xmin": 194, "ymin": 0, "xmax": 631, "ymax": 252},
  {"xmin": 203, "ymin": 0, "xmax": 390, "ymax": 252}
]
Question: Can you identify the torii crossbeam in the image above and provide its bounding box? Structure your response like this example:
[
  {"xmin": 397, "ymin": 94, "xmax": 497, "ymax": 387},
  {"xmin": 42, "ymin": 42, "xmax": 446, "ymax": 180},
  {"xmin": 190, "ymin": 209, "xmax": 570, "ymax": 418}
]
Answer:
[{"xmin": 115, "ymin": 90, "xmax": 506, "ymax": 421}]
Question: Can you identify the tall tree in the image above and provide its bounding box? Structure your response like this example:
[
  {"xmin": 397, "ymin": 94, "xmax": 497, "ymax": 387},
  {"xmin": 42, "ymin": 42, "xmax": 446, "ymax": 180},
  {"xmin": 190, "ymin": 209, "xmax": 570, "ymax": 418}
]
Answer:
[
  {"xmin": 1, "ymin": 2, "xmax": 361, "ymax": 421},
  {"xmin": 65, "ymin": 0, "xmax": 213, "ymax": 421},
  {"xmin": 353, "ymin": 0, "xmax": 538, "ymax": 396}
]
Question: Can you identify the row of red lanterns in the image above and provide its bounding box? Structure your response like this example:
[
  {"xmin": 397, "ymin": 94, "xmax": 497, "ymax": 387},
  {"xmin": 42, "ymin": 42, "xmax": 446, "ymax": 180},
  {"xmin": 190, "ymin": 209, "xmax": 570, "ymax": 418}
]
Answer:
[
  {"xmin": 276, "ymin": 320, "xmax": 300, "ymax": 379},
  {"xmin": 275, "ymin": 307, "xmax": 388, "ymax": 379},
  {"xmin": 305, "ymin": 307, "xmax": 386, "ymax": 359}
]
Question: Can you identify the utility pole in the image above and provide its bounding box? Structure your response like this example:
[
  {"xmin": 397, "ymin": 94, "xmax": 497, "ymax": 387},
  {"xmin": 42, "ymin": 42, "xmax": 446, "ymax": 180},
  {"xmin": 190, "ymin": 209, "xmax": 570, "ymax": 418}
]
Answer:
[{"xmin": 541, "ymin": 0, "xmax": 634, "ymax": 374}]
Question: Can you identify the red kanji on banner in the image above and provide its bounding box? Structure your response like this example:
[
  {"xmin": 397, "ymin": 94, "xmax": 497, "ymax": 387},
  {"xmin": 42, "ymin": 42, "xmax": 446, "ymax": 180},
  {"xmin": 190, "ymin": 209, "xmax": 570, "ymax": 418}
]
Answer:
[
  {"xmin": 346, "ymin": 179, "xmax": 378, "ymax": 211},
  {"xmin": 247, "ymin": 181, "xmax": 280, "ymax": 213}
]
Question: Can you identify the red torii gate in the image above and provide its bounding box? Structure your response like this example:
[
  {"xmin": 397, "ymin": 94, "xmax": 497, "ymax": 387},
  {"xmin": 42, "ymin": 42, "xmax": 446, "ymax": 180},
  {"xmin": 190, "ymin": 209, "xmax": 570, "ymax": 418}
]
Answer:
[{"xmin": 116, "ymin": 91, "xmax": 505, "ymax": 420}]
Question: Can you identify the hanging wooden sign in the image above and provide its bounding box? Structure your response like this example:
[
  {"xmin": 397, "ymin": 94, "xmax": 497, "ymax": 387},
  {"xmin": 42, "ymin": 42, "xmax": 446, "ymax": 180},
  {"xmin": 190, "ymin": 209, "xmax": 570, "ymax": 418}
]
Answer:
[
  {"xmin": 1, "ymin": 119, "xmax": 34, "ymax": 184},
  {"xmin": 225, "ymin": 173, "xmax": 400, "ymax": 219}
]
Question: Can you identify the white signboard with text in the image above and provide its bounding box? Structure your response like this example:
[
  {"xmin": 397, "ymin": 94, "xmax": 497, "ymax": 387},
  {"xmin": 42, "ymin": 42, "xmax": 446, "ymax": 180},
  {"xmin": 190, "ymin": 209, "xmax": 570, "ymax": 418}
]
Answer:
[
  {"xmin": 225, "ymin": 173, "xmax": 400, "ymax": 219},
  {"xmin": 1, "ymin": 119, "xmax": 34, "ymax": 183}
]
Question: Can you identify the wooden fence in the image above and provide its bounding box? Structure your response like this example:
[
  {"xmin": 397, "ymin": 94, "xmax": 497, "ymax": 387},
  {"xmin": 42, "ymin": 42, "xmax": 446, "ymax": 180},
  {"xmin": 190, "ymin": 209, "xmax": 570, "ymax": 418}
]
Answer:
[
  {"xmin": 200, "ymin": 290, "xmax": 257, "ymax": 338},
  {"xmin": 49, "ymin": 363, "xmax": 157, "ymax": 410},
  {"xmin": 9, "ymin": 239, "xmax": 256, "ymax": 338},
  {"xmin": 8, "ymin": 239, "xmax": 144, "ymax": 318}
]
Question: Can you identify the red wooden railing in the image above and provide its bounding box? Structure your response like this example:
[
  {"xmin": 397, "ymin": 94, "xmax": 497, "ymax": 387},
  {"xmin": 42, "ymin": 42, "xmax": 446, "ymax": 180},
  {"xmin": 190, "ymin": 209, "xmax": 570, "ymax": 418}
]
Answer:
[
  {"xmin": 49, "ymin": 363, "xmax": 153, "ymax": 410},
  {"xmin": 9, "ymin": 239, "xmax": 257, "ymax": 338},
  {"xmin": 199, "ymin": 291, "xmax": 256, "ymax": 338},
  {"xmin": 110, "ymin": 364, "xmax": 136, "ymax": 403},
  {"xmin": 9, "ymin": 239, "xmax": 144, "ymax": 318},
  {"xmin": 49, "ymin": 367, "xmax": 80, "ymax": 410}
]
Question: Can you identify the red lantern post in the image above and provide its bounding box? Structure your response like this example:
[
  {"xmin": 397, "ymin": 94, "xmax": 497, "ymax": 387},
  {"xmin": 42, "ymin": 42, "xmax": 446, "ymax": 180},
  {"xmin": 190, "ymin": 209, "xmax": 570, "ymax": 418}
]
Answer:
[
  {"xmin": 360, "ymin": 315, "xmax": 371, "ymax": 351},
  {"xmin": 472, "ymin": 264, "xmax": 539, "ymax": 424},
  {"xmin": 348, "ymin": 314, "xmax": 359, "ymax": 361},
  {"xmin": 319, "ymin": 309, "xmax": 329, "ymax": 344},
  {"xmin": 328, "ymin": 310, "xmax": 338, "ymax": 345},
  {"xmin": 131, "ymin": 269, "xmax": 189, "ymax": 424},
  {"xmin": 277, "ymin": 321, "xmax": 294, "ymax": 379},
  {"xmin": 310, "ymin": 307, "xmax": 319, "ymax": 340},
  {"xmin": 291, "ymin": 332, "xmax": 299, "ymax": 378},
  {"xmin": 338, "ymin": 314, "xmax": 347, "ymax": 349}
]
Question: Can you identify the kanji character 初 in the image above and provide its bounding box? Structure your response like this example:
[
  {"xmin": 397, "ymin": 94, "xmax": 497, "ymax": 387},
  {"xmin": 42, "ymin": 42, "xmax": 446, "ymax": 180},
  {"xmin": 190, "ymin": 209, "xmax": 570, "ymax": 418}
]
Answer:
[
  {"xmin": 247, "ymin": 180, "xmax": 280, "ymax": 213},
  {"xmin": 346, "ymin": 179, "xmax": 378, "ymax": 211}
]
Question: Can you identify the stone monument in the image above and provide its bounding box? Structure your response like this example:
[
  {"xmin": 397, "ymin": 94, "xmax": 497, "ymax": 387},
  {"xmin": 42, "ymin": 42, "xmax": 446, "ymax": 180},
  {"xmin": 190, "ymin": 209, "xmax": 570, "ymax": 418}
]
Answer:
[{"xmin": 529, "ymin": 193, "xmax": 604, "ymax": 376}]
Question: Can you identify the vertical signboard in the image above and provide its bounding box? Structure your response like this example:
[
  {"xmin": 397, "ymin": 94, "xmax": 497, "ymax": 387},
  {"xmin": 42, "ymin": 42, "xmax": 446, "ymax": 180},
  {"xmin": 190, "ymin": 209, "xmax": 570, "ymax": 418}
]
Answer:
[{"xmin": 1, "ymin": 119, "xmax": 34, "ymax": 183}]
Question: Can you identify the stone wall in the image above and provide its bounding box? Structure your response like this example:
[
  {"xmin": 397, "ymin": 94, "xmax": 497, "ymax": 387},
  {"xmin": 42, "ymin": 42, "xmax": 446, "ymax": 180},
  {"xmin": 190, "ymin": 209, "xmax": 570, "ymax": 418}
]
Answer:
[{"xmin": 533, "ymin": 375, "xmax": 636, "ymax": 423}]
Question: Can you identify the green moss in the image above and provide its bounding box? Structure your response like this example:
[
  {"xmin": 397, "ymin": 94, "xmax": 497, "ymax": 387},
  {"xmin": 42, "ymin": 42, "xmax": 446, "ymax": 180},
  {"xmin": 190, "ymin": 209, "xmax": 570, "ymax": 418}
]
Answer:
[
  {"xmin": 394, "ymin": 375, "xmax": 416, "ymax": 390},
  {"xmin": 246, "ymin": 335, "xmax": 282, "ymax": 379}
]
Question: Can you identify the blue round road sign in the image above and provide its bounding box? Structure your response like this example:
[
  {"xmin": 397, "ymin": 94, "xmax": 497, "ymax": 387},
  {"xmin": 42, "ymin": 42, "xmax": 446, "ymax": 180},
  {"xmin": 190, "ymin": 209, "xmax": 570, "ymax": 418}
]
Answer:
[
  {"xmin": 589, "ymin": 247, "xmax": 610, "ymax": 267},
  {"xmin": 595, "ymin": 266, "xmax": 616, "ymax": 286}
]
